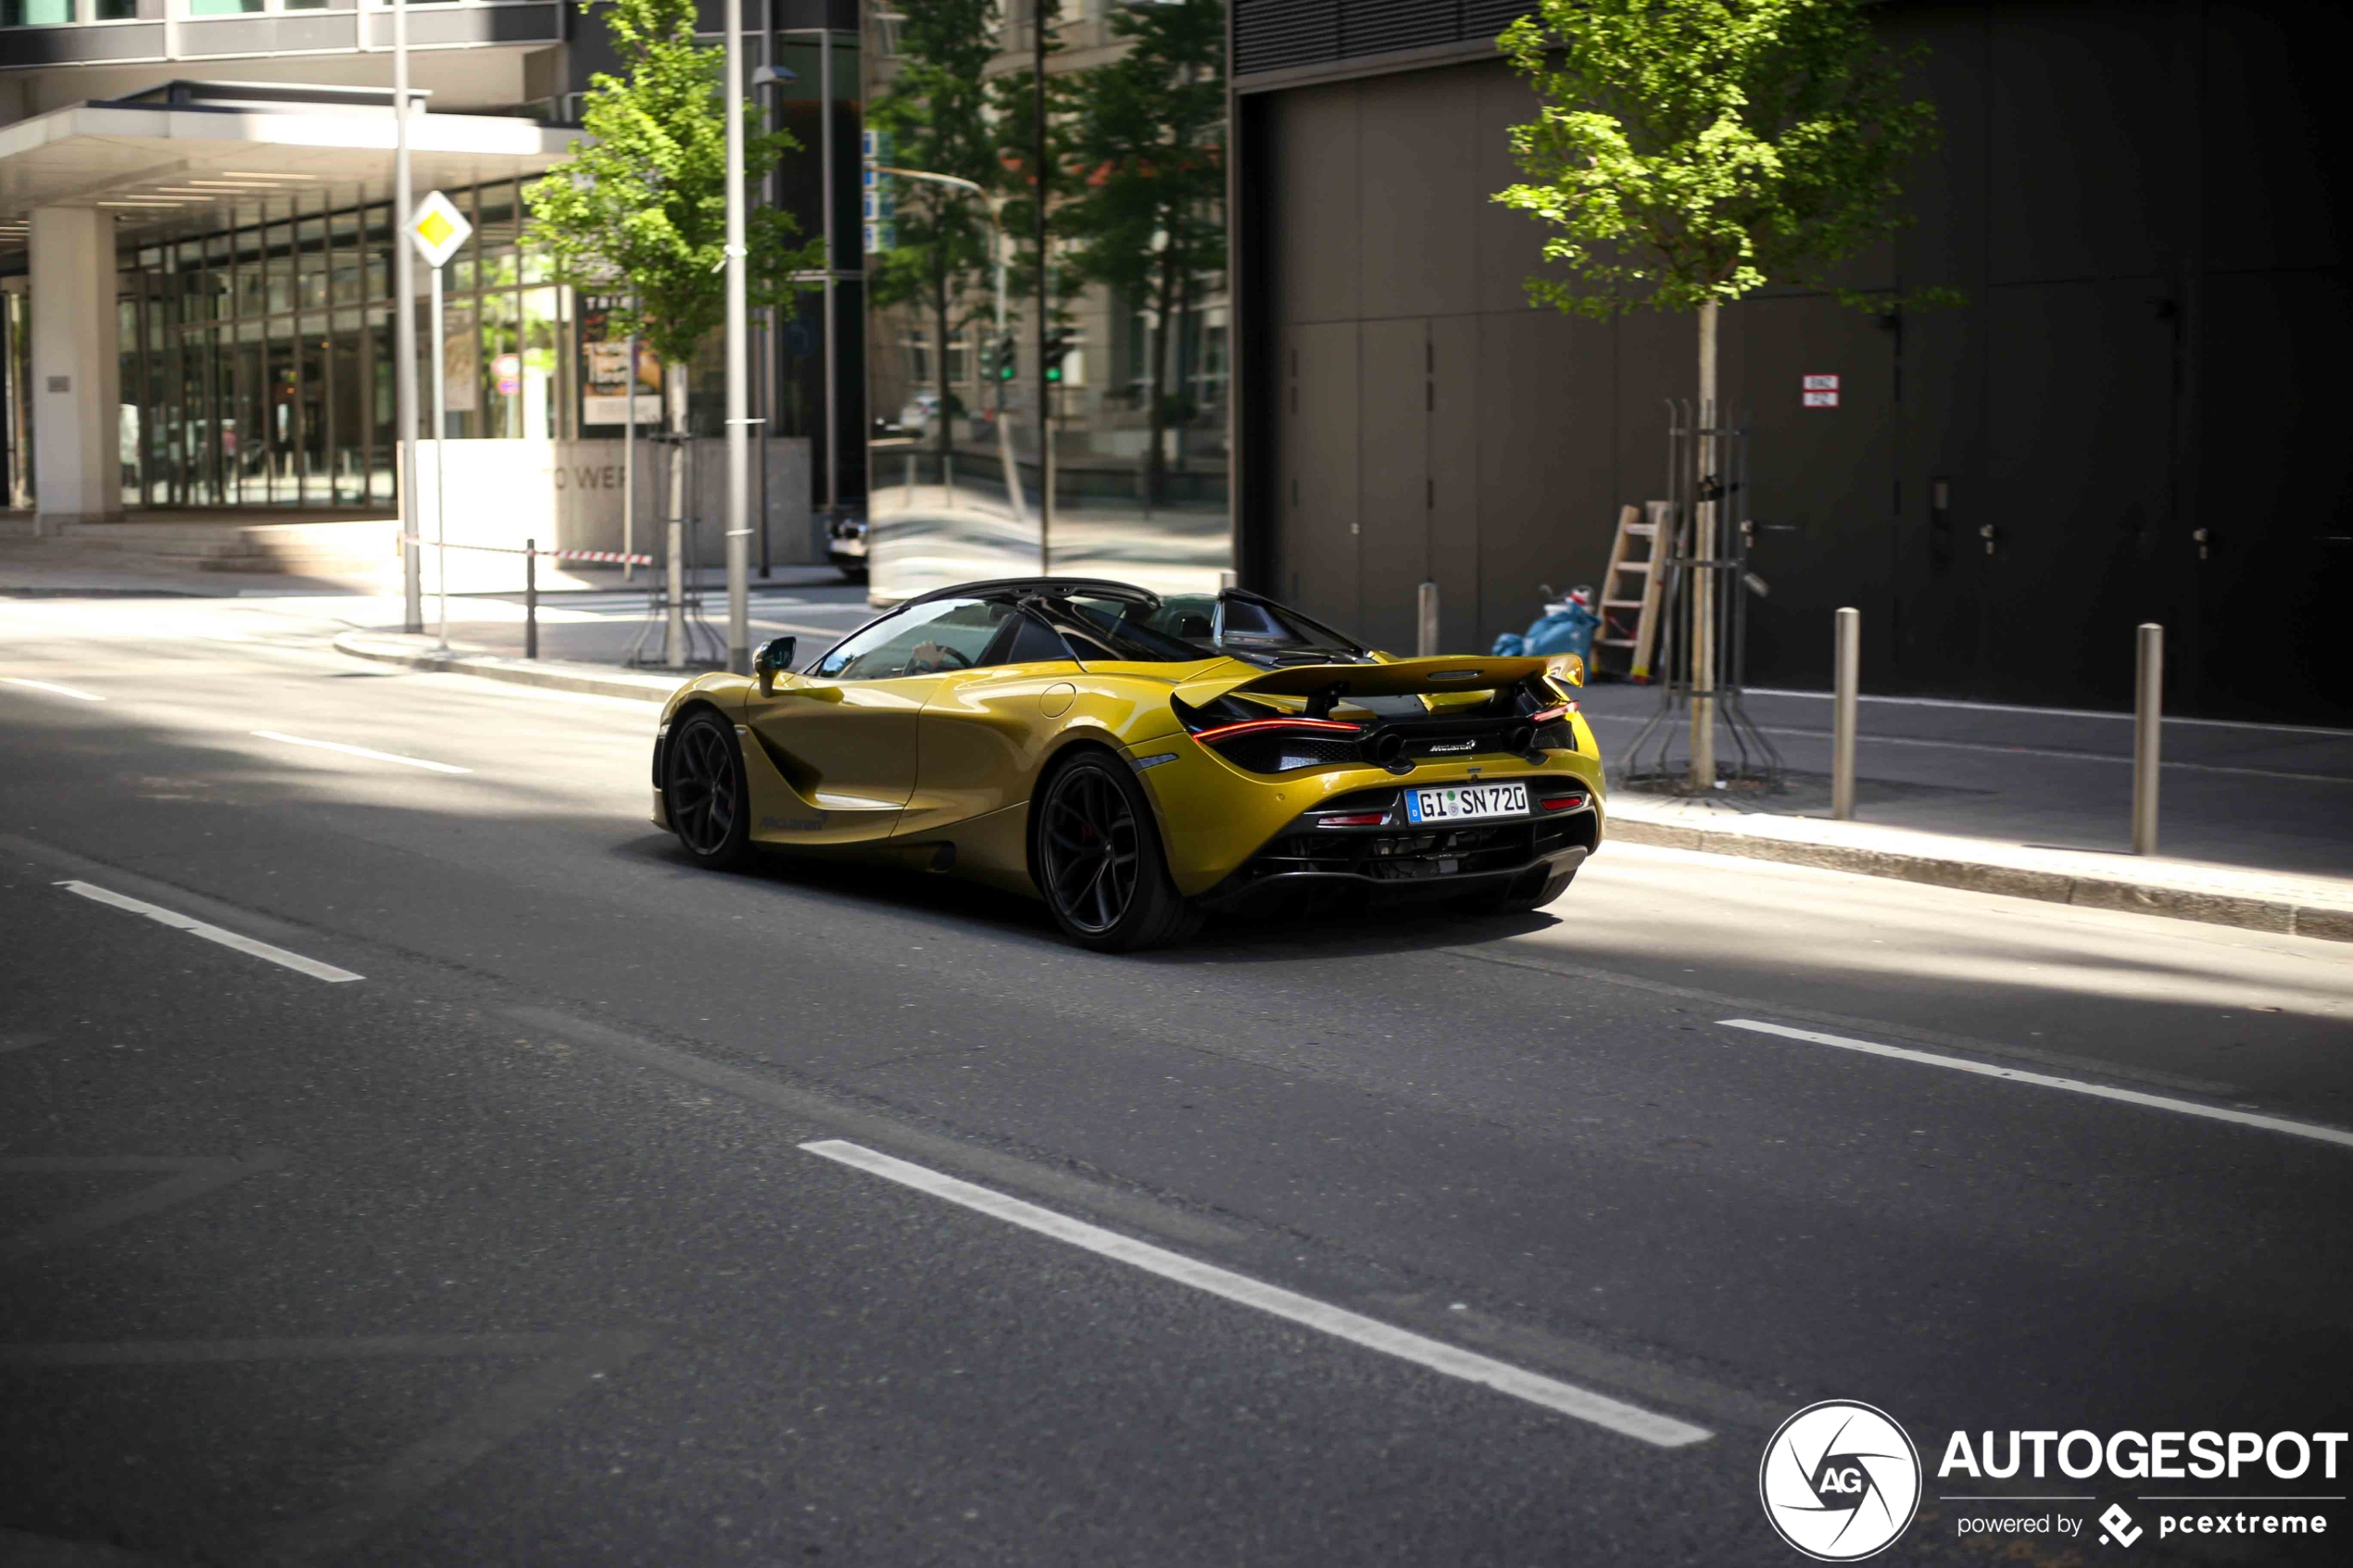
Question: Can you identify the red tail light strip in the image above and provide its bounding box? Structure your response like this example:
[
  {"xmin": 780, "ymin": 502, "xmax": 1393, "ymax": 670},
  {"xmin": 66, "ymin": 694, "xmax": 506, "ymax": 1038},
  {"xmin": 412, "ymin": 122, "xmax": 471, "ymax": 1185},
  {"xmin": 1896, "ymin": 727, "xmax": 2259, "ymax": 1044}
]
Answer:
[
  {"xmin": 1539, "ymin": 792, "xmax": 1590, "ymax": 812},
  {"xmin": 1190, "ymin": 717, "xmax": 1365, "ymax": 744},
  {"xmin": 1315, "ymin": 812, "xmax": 1390, "ymax": 827}
]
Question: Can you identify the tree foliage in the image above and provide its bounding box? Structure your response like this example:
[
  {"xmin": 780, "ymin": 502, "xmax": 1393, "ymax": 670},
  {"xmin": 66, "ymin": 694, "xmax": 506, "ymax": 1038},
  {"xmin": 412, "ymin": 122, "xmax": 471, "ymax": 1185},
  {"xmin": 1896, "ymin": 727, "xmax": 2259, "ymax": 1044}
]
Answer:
[
  {"xmin": 868, "ymin": 0, "xmax": 1002, "ymax": 437},
  {"xmin": 1493, "ymin": 0, "xmax": 1944, "ymax": 317},
  {"xmin": 1060, "ymin": 0, "xmax": 1227, "ymax": 503},
  {"xmin": 988, "ymin": 13, "xmax": 1085, "ymax": 323},
  {"xmin": 1061, "ymin": 0, "xmax": 1225, "ymax": 308},
  {"xmin": 522, "ymin": 0, "xmax": 820, "ymax": 375}
]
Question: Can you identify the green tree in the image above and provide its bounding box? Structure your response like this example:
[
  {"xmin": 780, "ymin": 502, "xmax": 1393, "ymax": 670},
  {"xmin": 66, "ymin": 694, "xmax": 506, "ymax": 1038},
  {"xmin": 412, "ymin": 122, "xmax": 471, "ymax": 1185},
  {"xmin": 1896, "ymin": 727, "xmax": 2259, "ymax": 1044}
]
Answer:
[
  {"xmin": 1063, "ymin": 0, "xmax": 1226, "ymax": 509},
  {"xmin": 989, "ymin": 13, "xmax": 1084, "ymax": 374},
  {"xmin": 1493, "ymin": 0, "xmax": 1942, "ymax": 785},
  {"xmin": 522, "ymin": 0, "xmax": 820, "ymax": 442},
  {"xmin": 868, "ymin": 0, "xmax": 1002, "ymax": 487}
]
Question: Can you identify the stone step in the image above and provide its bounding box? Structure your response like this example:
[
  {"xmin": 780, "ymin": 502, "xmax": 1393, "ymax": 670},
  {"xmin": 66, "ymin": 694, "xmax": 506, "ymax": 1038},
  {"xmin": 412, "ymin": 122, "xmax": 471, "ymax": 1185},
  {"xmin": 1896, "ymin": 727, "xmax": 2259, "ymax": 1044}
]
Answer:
[{"xmin": 13, "ymin": 517, "xmax": 398, "ymax": 576}]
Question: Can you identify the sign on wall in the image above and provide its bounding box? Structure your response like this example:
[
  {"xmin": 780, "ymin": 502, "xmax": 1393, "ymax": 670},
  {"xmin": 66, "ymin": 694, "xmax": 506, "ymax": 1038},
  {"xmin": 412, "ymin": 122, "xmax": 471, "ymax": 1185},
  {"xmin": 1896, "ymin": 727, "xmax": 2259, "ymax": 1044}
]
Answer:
[
  {"xmin": 577, "ymin": 295, "xmax": 664, "ymax": 426},
  {"xmin": 1803, "ymin": 373, "xmax": 1841, "ymax": 408}
]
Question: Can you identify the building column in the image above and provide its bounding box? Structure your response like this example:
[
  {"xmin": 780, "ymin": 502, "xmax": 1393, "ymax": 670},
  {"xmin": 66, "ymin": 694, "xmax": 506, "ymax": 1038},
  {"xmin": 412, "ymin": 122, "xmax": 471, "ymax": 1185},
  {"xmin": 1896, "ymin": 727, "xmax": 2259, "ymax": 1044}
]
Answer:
[{"xmin": 30, "ymin": 206, "xmax": 121, "ymax": 533}]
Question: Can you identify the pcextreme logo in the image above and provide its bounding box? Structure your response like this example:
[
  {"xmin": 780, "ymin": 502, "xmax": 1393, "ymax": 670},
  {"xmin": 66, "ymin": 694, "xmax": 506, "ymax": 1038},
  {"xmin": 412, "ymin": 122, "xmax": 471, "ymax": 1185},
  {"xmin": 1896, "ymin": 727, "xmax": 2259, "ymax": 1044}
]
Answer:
[{"xmin": 1760, "ymin": 1400, "xmax": 1924, "ymax": 1562}]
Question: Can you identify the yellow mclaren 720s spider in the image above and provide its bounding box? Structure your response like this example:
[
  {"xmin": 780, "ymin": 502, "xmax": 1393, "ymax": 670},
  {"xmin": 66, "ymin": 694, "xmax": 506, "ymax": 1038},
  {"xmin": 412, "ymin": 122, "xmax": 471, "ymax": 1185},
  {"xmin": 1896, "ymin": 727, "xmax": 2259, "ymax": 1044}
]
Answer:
[{"xmin": 650, "ymin": 578, "xmax": 1604, "ymax": 950}]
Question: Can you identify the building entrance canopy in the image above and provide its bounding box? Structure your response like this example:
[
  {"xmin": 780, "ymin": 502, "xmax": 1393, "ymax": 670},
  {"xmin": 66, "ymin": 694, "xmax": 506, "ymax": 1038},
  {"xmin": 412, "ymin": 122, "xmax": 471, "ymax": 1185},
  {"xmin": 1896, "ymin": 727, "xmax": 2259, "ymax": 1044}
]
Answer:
[
  {"xmin": 0, "ymin": 84, "xmax": 581, "ymax": 527},
  {"xmin": 0, "ymin": 82, "xmax": 577, "ymax": 248}
]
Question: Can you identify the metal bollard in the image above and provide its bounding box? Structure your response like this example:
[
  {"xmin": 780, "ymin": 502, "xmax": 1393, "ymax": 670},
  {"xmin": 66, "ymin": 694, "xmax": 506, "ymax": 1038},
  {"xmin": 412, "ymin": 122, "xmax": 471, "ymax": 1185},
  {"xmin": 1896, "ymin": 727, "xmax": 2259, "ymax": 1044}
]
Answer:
[
  {"xmin": 1831, "ymin": 607, "xmax": 1859, "ymax": 820},
  {"xmin": 524, "ymin": 537, "xmax": 538, "ymax": 661},
  {"xmin": 2133, "ymin": 622, "xmax": 2162, "ymax": 854},
  {"xmin": 1417, "ymin": 581, "xmax": 1440, "ymax": 657}
]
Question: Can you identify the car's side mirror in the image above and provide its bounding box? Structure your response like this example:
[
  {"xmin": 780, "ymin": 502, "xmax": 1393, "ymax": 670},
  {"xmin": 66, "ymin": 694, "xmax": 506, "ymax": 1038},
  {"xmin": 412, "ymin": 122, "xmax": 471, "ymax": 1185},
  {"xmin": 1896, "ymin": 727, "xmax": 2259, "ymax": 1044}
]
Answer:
[
  {"xmin": 1544, "ymin": 653, "xmax": 1586, "ymax": 688},
  {"xmin": 754, "ymin": 636, "xmax": 798, "ymax": 696}
]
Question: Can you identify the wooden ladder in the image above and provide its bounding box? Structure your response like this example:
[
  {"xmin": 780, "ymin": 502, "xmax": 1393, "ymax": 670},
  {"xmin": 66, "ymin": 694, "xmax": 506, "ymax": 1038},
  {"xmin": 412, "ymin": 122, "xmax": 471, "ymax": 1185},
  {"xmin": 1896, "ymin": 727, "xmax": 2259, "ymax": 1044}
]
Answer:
[{"xmin": 1593, "ymin": 502, "xmax": 1669, "ymax": 682}]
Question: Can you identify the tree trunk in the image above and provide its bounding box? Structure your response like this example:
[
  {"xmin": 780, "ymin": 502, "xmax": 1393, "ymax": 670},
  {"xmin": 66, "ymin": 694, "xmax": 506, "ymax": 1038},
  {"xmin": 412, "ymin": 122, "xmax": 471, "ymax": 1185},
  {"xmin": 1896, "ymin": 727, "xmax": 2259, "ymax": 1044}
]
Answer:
[
  {"xmin": 1170, "ymin": 255, "xmax": 1194, "ymax": 476},
  {"xmin": 664, "ymin": 359, "xmax": 688, "ymax": 668},
  {"xmin": 933, "ymin": 237, "xmax": 954, "ymax": 507},
  {"xmin": 1143, "ymin": 235, "xmax": 1180, "ymax": 511},
  {"xmin": 1688, "ymin": 297, "xmax": 1718, "ymax": 790}
]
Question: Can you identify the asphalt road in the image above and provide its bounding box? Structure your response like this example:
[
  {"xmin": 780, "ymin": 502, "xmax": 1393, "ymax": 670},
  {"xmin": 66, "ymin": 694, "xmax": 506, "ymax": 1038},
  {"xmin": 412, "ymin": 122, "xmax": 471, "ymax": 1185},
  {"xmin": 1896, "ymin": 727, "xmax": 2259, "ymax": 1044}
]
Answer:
[{"xmin": 4, "ymin": 593, "xmax": 2349, "ymax": 1567}]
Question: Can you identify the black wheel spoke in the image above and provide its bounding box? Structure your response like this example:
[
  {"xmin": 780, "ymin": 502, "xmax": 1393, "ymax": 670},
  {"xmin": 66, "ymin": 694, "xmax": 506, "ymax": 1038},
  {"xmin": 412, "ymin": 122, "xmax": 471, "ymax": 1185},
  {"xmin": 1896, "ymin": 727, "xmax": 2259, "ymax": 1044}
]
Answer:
[
  {"xmin": 670, "ymin": 720, "xmax": 741, "ymax": 857},
  {"xmin": 1040, "ymin": 761, "xmax": 1143, "ymax": 936}
]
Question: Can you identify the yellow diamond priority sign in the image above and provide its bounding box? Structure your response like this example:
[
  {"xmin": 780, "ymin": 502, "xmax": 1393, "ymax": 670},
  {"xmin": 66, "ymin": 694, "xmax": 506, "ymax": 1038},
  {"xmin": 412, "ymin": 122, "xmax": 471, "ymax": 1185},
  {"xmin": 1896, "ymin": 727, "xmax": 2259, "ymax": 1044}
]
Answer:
[{"xmin": 409, "ymin": 189, "xmax": 472, "ymax": 270}]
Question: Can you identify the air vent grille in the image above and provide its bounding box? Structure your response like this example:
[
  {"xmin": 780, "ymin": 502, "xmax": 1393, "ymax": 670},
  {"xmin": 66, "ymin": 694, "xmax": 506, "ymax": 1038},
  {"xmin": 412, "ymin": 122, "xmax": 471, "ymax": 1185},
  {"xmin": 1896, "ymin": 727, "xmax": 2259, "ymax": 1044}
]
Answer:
[{"xmin": 1234, "ymin": 1, "xmax": 1547, "ymax": 79}]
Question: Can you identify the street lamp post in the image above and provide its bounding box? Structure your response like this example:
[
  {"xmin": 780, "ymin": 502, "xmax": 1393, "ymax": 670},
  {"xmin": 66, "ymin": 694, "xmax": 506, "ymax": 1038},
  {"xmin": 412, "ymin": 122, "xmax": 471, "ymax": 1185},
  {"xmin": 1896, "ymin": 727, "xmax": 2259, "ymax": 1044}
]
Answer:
[
  {"xmin": 723, "ymin": 0, "xmax": 750, "ymax": 675},
  {"xmin": 1032, "ymin": 1, "xmax": 1051, "ymax": 575},
  {"xmin": 873, "ymin": 167, "xmax": 1025, "ymax": 526},
  {"xmin": 392, "ymin": 0, "xmax": 422, "ymax": 634}
]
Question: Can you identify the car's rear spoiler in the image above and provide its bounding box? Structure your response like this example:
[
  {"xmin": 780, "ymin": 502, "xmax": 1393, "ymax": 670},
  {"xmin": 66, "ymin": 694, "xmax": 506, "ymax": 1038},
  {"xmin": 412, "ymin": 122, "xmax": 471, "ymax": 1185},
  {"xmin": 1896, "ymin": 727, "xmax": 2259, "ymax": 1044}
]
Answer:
[{"xmin": 1210, "ymin": 655, "xmax": 1560, "ymax": 701}]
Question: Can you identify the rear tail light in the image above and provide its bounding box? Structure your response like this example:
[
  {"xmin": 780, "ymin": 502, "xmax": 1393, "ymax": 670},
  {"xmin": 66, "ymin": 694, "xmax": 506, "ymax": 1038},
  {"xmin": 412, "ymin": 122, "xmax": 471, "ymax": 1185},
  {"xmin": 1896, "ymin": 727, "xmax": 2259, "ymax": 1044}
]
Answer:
[
  {"xmin": 1186, "ymin": 714, "xmax": 1366, "ymax": 775},
  {"xmin": 1538, "ymin": 791, "xmax": 1589, "ymax": 813},
  {"xmin": 1315, "ymin": 811, "xmax": 1390, "ymax": 828},
  {"xmin": 1188, "ymin": 716, "xmax": 1363, "ymax": 744}
]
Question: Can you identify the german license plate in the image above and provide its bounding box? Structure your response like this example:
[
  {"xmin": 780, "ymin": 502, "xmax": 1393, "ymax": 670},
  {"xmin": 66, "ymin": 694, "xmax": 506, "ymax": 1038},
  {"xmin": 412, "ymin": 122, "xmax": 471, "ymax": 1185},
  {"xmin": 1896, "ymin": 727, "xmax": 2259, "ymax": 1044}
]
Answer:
[{"xmin": 1405, "ymin": 782, "xmax": 1528, "ymax": 823}]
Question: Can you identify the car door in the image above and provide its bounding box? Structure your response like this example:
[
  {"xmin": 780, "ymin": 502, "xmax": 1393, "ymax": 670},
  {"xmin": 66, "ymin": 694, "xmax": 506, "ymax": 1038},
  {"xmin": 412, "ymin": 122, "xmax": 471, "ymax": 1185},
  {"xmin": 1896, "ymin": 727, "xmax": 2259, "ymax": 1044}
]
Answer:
[
  {"xmin": 743, "ymin": 598, "xmax": 1014, "ymax": 841},
  {"xmin": 901, "ymin": 611, "xmax": 1083, "ymax": 835}
]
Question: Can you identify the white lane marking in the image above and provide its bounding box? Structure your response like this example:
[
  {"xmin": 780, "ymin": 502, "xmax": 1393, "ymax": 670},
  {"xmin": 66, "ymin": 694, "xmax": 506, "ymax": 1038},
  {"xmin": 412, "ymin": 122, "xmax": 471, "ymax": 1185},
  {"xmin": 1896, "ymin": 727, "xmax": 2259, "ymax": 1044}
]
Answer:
[
  {"xmin": 1719, "ymin": 1019, "xmax": 2353, "ymax": 1150},
  {"xmin": 251, "ymin": 730, "xmax": 472, "ymax": 773},
  {"xmin": 800, "ymin": 1138, "xmax": 1712, "ymax": 1448},
  {"xmin": 57, "ymin": 881, "xmax": 363, "ymax": 984},
  {"xmin": 2, "ymin": 676, "xmax": 104, "ymax": 702}
]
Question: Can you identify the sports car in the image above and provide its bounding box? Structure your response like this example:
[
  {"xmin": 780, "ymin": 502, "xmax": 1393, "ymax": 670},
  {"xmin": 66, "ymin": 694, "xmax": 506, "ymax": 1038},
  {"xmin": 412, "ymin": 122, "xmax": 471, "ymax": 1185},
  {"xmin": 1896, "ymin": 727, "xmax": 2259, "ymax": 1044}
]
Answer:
[{"xmin": 650, "ymin": 579, "xmax": 1604, "ymax": 950}]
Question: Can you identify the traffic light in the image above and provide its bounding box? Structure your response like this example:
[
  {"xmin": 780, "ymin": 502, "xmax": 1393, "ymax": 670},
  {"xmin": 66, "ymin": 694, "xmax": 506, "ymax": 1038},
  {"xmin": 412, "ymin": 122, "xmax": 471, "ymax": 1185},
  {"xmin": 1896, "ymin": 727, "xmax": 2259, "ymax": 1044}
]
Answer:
[
  {"xmin": 1041, "ymin": 328, "xmax": 1075, "ymax": 383},
  {"xmin": 990, "ymin": 333, "xmax": 1017, "ymax": 383}
]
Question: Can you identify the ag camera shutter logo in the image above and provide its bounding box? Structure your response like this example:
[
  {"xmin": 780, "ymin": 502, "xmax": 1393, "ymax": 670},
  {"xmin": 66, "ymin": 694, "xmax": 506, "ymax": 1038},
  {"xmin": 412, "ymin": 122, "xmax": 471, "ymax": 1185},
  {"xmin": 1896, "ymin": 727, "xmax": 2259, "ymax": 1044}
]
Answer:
[{"xmin": 1759, "ymin": 1400, "xmax": 1922, "ymax": 1561}]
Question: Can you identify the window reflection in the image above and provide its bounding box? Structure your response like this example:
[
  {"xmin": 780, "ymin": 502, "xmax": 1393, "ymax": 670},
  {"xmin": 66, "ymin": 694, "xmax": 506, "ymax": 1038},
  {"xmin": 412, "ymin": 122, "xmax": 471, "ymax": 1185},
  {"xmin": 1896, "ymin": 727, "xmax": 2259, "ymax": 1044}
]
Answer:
[
  {"xmin": 862, "ymin": 0, "xmax": 1232, "ymax": 600},
  {"xmin": 96, "ymin": 178, "xmax": 580, "ymax": 512}
]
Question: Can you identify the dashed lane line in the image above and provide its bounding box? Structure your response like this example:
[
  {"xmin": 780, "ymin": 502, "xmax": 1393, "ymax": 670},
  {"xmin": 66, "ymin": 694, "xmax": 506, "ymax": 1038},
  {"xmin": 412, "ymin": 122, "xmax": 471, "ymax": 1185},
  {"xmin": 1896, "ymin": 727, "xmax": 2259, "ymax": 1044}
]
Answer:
[
  {"xmin": 800, "ymin": 1137, "xmax": 1715, "ymax": 1449},
  {"xmin": 1719, "ymin": 1018, "xmax": 2353, "ymax": 1150},
  {"xmin": 57, "ymin": 881, "xmax": 363, "ymax": 983},
  {"xmin": 2, "ymin": 675, "xmax": 104, "ymax": 701},
  {"xmin": 251, "ymin": 729, "xmax": 472, "ymax": 773}
]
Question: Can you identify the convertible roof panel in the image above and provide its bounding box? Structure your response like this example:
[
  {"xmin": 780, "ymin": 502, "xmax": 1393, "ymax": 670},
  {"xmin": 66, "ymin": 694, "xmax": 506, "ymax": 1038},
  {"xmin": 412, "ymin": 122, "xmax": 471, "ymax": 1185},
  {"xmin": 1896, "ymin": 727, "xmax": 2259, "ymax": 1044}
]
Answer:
[{"xmin": 903, "ymin": 577, "xmax": 1159, "ymax": 607}]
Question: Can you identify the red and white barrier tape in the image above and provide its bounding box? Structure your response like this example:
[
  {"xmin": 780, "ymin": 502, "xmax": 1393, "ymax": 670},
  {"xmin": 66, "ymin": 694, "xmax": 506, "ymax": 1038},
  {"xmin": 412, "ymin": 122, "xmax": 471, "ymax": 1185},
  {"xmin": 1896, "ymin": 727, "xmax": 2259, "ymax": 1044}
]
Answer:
[{"xmin": 398, "ymin": 533, "xmax": 653, "ymax": 567}]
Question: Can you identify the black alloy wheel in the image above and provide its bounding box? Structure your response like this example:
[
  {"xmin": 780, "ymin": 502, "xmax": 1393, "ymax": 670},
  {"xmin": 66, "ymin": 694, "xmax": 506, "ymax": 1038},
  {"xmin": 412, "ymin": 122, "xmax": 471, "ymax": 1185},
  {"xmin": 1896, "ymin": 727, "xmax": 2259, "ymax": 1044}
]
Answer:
[
  {"xmin": 1033, "ymin": 751, "xmax": 1197, "ymax": 952},
  {"xmin": 666, "ymin": 709, "xmax": 751, "ymax": 869}
]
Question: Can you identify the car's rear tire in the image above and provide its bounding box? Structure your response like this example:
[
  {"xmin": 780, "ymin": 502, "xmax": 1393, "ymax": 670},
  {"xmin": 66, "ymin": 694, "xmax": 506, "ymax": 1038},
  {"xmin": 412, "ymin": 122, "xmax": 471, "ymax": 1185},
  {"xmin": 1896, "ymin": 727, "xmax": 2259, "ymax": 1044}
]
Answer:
[
  {"xmin": 1032, "ymin": 749, "xmax": 1199, "ymax": 952},
  {"xmin": 665, "ymin": 708, "xmax": 753, "ymax": 870},
  {"xmin": 1465, "ymin": 862, "xmax": 1578, "ymax": 917}
]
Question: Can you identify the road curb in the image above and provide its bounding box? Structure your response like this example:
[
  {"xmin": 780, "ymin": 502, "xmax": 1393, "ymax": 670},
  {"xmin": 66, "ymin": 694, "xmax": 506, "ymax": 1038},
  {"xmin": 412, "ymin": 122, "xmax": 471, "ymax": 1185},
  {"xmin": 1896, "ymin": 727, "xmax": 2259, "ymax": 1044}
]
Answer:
[
  {"xmin": 333, "ymin": 632, "xmax": 685, "ymax": 704},
  {"xmin": 1605, "ymin": 812, "xmax": 2353, "ymax": 944}
]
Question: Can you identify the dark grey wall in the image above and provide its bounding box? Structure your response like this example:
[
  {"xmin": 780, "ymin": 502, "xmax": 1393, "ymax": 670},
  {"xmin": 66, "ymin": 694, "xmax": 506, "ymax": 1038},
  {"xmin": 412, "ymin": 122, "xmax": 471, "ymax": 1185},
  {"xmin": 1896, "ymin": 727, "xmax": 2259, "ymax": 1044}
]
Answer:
[{"xmin": 1237, "ymin": 1, "xmax": 2353, "ymax": 723}]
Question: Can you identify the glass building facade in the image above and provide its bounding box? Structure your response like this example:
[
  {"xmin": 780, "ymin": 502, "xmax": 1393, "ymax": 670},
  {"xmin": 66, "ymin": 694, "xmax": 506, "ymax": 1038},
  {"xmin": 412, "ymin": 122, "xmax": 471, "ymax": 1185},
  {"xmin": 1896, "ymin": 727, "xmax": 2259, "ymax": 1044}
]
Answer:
[
  {"xmin": 860, "ymin": 0, "xmax": 1232, "ymax": 599},
  {"xmin": 99, "ymin": 178, "xmax": 572, "ymax": 511}
]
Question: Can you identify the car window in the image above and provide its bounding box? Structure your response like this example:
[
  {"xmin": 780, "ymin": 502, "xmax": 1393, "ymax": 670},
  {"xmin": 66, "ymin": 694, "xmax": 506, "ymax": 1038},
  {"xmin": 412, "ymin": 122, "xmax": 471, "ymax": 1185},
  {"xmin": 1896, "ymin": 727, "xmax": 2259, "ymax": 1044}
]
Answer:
[
  {"xmin": 1050, "ymin": 596, "xmax": 1207, "ymax": 662},
  {"xmin": 1082, "ymin": 592, "xmax": 1364, "ymax": 659},
  {"xmin": 994, "ymin": 612, "xmax": 1074, "ymax": 666},
  {"xmin": 810, "ymin": 598, "xmax": 1019, "ymax": 681}
]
